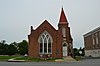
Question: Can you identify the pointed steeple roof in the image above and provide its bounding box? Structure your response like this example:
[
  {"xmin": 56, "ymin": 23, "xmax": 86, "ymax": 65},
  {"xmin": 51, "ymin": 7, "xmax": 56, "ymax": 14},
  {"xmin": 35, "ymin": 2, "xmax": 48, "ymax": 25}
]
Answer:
[{"xmin": 59, "ymin": 8, "xmax": 68, "ymax": 24}]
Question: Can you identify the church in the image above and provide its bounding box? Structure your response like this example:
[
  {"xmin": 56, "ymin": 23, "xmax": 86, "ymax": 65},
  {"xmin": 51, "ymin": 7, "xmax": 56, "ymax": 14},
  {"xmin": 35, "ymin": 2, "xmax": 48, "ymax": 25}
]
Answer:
[{"xmin": 28, "ymin": 8, "xmax": 73, "ymax": 58}]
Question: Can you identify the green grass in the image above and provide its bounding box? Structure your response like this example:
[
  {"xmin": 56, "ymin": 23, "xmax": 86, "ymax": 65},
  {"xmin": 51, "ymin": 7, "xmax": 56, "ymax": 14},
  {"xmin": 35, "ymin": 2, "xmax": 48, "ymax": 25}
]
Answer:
[
  {"xmin": 15, "ymin": 56, "xmax": 56, "ymax": 62},
  {"xmin": 0, "ymin": 55, "xmax": 56, "ymax": 62},
  {"xmin": 27, "ymin": 58, "xmax": 42, "ymax": 62},
  {"xmin": 14, "ymin": 56, "xmax": 28, "ymax": 60},
  {"xmin": 27, "ymin": 58, "xmax": 56, "ymax": 62},
  {"xmin": 0, "ymin": 55, "xmax": 18, "ymax": 61}
]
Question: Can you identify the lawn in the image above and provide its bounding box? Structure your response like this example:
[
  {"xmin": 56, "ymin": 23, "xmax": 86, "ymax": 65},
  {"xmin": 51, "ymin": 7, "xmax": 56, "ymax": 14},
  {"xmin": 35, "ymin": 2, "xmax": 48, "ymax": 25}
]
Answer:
[
  {"xmin": 0, "ymin": 55, "xmax": 56, "ymax": 62},
  {"xmin": 28, "ymin": 58, "xmax": 56, "ymax": 62},
  {"xmin": 0, "ymin": 55, "xmax": 18, "ymax": 61},
  {"xmin": 15, "ymin": 56, "xmax": 56, "ymax": 62}
]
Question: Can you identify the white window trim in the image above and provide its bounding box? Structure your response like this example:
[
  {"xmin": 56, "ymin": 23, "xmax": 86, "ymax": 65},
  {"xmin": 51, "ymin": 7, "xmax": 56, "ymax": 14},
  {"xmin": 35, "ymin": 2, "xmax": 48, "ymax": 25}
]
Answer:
[{"xmin": 38, "ymin": 31, "xmax": 53, "ymax": 54}]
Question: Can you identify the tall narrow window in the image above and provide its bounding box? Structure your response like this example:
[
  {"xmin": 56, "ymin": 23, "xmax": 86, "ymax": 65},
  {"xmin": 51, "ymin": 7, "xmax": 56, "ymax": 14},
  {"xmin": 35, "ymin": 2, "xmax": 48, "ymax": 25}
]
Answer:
[
  {"xmin": 48, "ymin": 38, "xmax": 51, "ymax": 53},
  {"xmin": 96, "ymin": 33, "xmax": 98, "ymax": 44},
  {"xmin": 44, "ymin": 38, "xmax": 47, "ymax": 53},
  {"xmin": 99, "ymin": 32, "xmax": 100, "ymax": 41},
  {"xmin": 62, "ymin": 28, "xmax": 66, "ymax": 37},
  {"xmin": 39, "ymin": 37, "xmax": 43, "ymax": 53},
  {"xmin": 38, "ymin": 31, "xmax": 52, "ymax": 54},
  {"xmin": 99, "ymin": 32, "xmax": 100, "ymax": 37},
  {"xmin": 92, "ymin": 34, "xmax": 95, "ymax": 48}
]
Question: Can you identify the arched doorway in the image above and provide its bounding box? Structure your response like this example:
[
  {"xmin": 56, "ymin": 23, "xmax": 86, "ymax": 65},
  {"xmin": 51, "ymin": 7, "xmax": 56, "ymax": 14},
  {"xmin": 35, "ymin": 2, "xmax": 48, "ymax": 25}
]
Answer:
[{"xmin": 63, "ymin": 42, "xmax": 68, "ymax": 57}]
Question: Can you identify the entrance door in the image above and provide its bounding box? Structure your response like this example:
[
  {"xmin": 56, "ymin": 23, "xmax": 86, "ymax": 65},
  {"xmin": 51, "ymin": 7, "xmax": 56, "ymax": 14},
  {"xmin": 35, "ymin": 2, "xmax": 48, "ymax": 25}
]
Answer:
[{"xmin": 63, "ymin": 43, "xmax": 67, "ymax": 57}]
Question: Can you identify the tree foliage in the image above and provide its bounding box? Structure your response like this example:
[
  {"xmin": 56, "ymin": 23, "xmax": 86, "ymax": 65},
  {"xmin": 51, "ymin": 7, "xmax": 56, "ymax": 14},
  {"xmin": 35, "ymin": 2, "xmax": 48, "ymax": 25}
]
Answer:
[
  {"xmin": 18, "ymin": 40, "xmax": 28, "ymax": 55},
  {"xmin": 0, "ymin": 40, "xmax": 28, "ymax": 55},
  {"xmin": 73, "ymin": 47, "xmax": 85, "ymax": 57}
]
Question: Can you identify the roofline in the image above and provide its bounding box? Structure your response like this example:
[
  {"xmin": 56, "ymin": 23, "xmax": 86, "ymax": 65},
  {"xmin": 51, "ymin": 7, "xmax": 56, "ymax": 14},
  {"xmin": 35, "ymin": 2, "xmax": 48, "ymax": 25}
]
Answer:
[
  {"xmin": 35, "ymin": 20, "xmax": 57, "ymax": 31},
  {"xmin": 83, "ymin": 26, "xmax": 100, "ymax": 37}
]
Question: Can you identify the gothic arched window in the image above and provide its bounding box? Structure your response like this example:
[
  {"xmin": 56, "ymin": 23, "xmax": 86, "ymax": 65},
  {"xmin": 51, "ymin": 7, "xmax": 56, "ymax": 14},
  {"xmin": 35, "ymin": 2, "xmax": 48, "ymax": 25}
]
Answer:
[{"xmin": 38, "ymin": 31, "xmax": 52, "ymax": 54}]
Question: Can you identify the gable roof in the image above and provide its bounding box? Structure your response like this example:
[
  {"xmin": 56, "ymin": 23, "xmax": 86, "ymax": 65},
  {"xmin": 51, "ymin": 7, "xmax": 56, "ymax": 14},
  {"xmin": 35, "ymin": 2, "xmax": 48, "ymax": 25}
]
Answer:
[{"xmin": 35, "ymin": 20, "xmax": 57, "ymax": 31}]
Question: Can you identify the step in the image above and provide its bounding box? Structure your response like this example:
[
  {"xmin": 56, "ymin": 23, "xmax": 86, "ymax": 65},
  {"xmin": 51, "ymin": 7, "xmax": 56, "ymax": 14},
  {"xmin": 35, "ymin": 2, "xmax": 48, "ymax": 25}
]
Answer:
[{"xmin": 63, "ymin": 56, "xmax": 76, "ymax": 61}]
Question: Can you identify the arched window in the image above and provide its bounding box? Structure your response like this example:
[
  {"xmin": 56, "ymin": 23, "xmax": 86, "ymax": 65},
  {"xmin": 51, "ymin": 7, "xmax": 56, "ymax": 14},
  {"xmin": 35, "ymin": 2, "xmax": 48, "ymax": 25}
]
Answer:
[
  {"xmin": 38, "ymin": 31, "xmax": 52, "ymax": 54},
  {"xmin": 62, "ymin": 41, "xmax": 68, "ymax": 47},
  {"xmin": 62, "ymin": 28, "xmax": 66, "ymax": 37},
  {"xmin": 63, "ymin": 43, "xmax": 67, "ymax": 46}
]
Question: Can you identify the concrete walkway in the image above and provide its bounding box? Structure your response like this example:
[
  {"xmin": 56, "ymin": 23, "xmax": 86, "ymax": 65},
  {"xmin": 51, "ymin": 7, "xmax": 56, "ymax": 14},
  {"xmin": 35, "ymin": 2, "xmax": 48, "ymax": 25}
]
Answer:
[
  {"xmin": 55, "ymin": 56, "xmax": 76, "ymax": 62},
  {"xmin": 8, "ymin": 56, "xmax": 76, "ymax": 62},
  {"xmin": 8, "ymin": 57, "xmax": 26, "ymax": 62}
]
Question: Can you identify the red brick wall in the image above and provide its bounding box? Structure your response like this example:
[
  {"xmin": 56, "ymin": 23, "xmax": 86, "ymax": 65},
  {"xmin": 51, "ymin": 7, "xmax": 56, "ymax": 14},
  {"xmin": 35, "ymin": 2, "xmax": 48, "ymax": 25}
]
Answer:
[
  {"xmin": 28, "ymin": 20, "xmax": 73, "ymax": 58},
  {"xmin": 84, "ymin": 31, "xmax": 100, "ymax": 50}
]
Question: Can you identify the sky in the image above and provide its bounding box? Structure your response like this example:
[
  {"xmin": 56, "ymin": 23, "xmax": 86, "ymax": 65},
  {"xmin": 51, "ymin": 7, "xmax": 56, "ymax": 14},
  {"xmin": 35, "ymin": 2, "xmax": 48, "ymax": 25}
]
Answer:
[{"xmin": 0, "ymin": 0, "xmax": 100, "ymax": 48}]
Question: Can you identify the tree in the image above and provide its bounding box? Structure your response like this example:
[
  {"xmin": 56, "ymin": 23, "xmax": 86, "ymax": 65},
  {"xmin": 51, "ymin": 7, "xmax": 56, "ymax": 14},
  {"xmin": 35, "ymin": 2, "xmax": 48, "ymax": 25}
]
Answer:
[
  {"xmin": 0, "ymin": 40, "xmax": 8, "ymax": 55},
  {"xmin": 0, "ymin": 40, "xmax": 28, "ymax": 55},
  {"xmin": 0, "ymin": 40, "xmax": 6, "ymax": 44},
  {"xmin": 73, "ymin": 47, "xmax": 85, "ymax": 57},
  {"xmin": 18, "ymin": 40, "xmax": 28, "ymax": 55},
  {"xmin": 81, "ymin": 48, "xmax": 85, "ymax": 56},
  {"xmin": 7, "ymin": 44, "xmax": 18, "ymax": 55},
  {"xmin": 73, "ymin": 48, "xmax": 80, "ymax": 56},
  {"xmin": 10, "ymin": 42, "xmax": 18, "ymax": 54}
]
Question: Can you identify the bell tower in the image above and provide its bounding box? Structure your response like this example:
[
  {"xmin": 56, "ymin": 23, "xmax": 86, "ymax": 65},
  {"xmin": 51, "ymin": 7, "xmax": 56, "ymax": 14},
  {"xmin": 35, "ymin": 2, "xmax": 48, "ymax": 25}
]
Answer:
[
  {"xmin": 58, "ymin": 8, "xmax": 69, "ymax": 38},
  {"xmin": 58, "ymin": 8, "xmax": 73, "ymax": 57}
]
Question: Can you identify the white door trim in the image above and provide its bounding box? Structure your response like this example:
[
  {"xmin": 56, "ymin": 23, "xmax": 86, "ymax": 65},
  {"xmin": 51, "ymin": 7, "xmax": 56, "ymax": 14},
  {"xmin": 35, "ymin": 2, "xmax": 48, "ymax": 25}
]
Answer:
[
  {"xmin": 62, "ymin": 42, "xmax": 68, "ymax": 57},
  {"xmin": 63, "ymin": 46, "xmax": 67, "ymax": 57}
]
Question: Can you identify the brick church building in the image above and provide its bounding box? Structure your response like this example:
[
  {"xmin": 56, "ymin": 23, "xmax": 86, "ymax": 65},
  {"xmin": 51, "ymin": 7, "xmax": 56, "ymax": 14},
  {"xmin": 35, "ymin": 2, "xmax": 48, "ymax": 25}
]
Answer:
[{"xmin": 28, "ymin": 8, "xmax": 73, "ymax": 58}]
